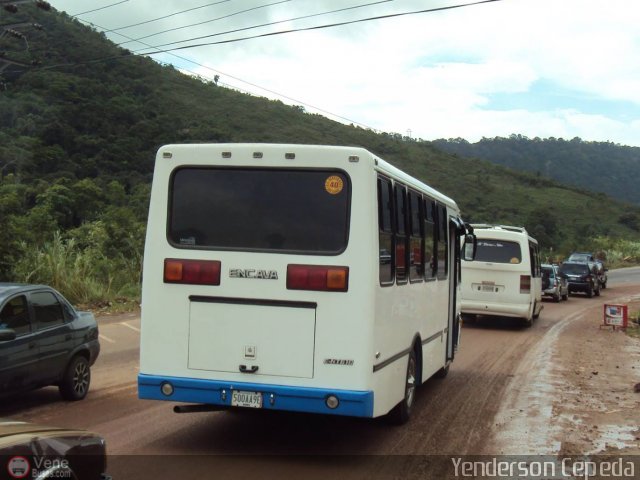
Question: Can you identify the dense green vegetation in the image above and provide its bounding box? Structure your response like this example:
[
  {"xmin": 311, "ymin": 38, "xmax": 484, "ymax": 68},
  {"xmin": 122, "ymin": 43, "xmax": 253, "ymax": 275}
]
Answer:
[
  {"xmin": 433, "ymin": 135, "xmax": 640, "ymax": 205},
  {"xmin": 1, "ymin": 6, "xmax": 640, "ymax": 308}
]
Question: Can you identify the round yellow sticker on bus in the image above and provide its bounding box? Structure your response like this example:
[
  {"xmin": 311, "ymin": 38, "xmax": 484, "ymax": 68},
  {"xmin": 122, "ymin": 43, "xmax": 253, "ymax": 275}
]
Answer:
[{"xmin": 325, "ymin": 175, "xmax": 344, "ymax": 195}]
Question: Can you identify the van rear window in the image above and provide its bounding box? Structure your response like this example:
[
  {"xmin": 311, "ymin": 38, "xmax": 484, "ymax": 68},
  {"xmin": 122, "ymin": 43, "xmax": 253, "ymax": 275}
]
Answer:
[
  {"xmin": 473, "ymin": 239, "xmax": 522, "ymax": 264},
  {"xmin": 168, "ymin": 168, "xmax": 350, "ymax": 254}
]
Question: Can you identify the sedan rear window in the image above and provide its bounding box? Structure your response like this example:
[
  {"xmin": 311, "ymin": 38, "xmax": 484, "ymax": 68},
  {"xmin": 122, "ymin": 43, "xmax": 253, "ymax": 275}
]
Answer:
[
  {"xmin": 473, "ymin": 239, "xmax": 522, "ymax": 264},
  {"xmin": 169, "ymin": 168, "xmax": 350, "ymax": 254}
]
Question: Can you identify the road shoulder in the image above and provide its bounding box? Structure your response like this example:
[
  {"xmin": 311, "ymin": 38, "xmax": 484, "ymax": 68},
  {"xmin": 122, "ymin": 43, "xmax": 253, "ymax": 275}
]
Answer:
[{"xmin": 491, "ymin": 286, "xmax": 640, "ymax": 455}]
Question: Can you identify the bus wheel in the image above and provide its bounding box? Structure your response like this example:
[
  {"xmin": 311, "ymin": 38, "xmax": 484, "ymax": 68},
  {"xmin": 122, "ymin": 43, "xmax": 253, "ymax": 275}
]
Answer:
[{"xmin": 388, "ymin": 349, "xmax": 417, "ymax": 425}]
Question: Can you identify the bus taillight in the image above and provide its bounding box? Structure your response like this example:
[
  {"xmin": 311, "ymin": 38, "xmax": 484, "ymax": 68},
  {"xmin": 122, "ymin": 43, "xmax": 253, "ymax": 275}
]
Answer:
[
  {"xmin": 164, "ymin": 259, "xmax": 221, "ymax": 285},
  {"xmin": 519, "ymin": 275, "xmax": 531, "ymax": 293},
  {"xmin": 287, "ymin": 265, "xmax": 349, "ymax": 292}
]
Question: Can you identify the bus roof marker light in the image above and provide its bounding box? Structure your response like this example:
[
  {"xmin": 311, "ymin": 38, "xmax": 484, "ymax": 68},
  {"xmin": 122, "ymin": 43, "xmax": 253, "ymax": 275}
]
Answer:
[
  {"xmin": 222, "ymin": 152, "xmax": 232, "ymax": 158},
  {"xmin": 162, "ymin": 152, "xmax": 172, "ymax": 159},
  {"xmin": 253, "ymin": 152, "xmax": 263, "ymax": 159},
  {"xmin": 285, "ymin": 153, "xmax": 295, "ymax": 160},
  {"xmin": 348, "ymin": 155, "xmax": 359, "ymax": 163}
]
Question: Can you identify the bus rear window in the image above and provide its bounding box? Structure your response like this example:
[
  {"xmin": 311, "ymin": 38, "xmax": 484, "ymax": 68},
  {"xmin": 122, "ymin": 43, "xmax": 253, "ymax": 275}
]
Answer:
[
  {"xmin": 473, "ymin": 239, "xmax": 522, "ymax": 264},
  {"xmin": 168, "ymin": 168, "xmax": 350, "ymax": 254}
]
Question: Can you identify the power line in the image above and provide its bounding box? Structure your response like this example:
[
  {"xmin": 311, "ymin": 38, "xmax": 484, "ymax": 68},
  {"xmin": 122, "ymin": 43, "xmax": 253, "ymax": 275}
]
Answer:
[
  {"xmin": 73, "ymin": 13, "xmax": 375, "ymax": 129},
  {"xmin": 35, "ymin": 0, "xmax": 504, "ymax": 129},
  {"xmin": 135, "ymin": 0, "xmax": 503, "ymax": 55},
  {"xmin": 106, "ymin": 0, "xmax": 234, "ymax": 33},
  {"xmin": 69, "ymin": 0, "xmax": 129, "ymax": 17},
  {"xmin": 129, "ymin": 0, "xmax": 394, "ymax": 52},
  {"xmin": 117, "ymin": 0, "xmax": 293, "ymax": 46}
]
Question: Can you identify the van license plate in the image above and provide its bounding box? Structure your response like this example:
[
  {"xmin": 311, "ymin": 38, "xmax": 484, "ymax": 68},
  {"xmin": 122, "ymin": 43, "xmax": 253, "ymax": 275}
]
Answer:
[
  {"xmin": 231, "ymin": 390, "xmax": 262, "ymax": 408},
  {"xmin": 481, "ymin": 284, "xmax": 496, "ymax": 292}
]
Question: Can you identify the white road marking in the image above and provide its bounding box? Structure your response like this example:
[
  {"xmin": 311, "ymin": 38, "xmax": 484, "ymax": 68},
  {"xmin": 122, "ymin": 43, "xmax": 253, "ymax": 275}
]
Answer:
[
  {"xmin": 120, "ymin": 322, "xmax": 141, "ymax": 333},
  {"xmin": 99, "ymin": 334, "xmax": 115, "ymax": 344}
]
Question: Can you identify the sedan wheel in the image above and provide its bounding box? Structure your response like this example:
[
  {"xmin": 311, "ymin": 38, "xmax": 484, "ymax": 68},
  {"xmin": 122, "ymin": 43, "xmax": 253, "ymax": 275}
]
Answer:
[{"xmin": 59, "ymin": 355, "xmax": 91, "ymax": 401}]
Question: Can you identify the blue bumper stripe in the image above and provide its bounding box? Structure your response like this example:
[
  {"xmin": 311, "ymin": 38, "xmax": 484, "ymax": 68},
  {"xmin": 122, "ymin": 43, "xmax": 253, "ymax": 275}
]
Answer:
[{"xmin": 138, "ymin": 374, "xmax": 374, "ymax": 418}]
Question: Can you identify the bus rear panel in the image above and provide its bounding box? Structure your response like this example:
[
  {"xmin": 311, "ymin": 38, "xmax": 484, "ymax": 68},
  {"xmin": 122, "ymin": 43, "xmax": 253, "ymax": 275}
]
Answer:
[{"xmin": 138, "ymin": 143, "xmax": 466, "ymax": 420}]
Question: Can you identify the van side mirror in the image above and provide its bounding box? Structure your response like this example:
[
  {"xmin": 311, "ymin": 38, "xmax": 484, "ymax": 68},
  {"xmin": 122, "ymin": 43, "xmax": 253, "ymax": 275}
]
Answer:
[
  {"xmin": 0, "ymin": 328, "xmax": 17, "ymax": 342},
  {"xmin": 463, "ymin": 233, "xmax": 477, "ymax": 261}
]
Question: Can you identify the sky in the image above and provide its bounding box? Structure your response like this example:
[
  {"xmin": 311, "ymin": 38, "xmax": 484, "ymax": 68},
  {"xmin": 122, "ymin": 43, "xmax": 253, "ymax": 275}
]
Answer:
[{"xmin": 47, "ymin": 0, "xmax": 640, "ymax": 146}]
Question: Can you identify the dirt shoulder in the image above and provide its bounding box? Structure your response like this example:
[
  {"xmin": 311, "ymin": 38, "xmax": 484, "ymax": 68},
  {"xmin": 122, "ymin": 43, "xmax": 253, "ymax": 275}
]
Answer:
[{"xmin": 492, "ymin": 285, "xmax": 640, "ymax": 455}]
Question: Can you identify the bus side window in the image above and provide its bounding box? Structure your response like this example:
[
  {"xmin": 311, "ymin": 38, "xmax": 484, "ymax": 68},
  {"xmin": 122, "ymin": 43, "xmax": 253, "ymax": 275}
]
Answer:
[
  {"xmin": 394, "ymin": 184, "xmax": 409, "ymax": 285},
  {"xmin": 377, "ymin": 176, "xmax": 395, "ymax": 286},
  {"xmin": 436, "ymin": 203, "xmax": 448, "ymax": 279},
  {"xmin": 424, "ymin": 199, "xmax": 436, "ymax": 280},
  {"xmin": 408, "ymin": 190, "xmax": 423, "ymax": 282}
]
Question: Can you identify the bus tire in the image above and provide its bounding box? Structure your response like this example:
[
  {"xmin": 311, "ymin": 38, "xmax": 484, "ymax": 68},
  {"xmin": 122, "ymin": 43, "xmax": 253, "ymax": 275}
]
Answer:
[{"xmin": 388, "ymin": 349, "xmax": 417, "ymax": 425}]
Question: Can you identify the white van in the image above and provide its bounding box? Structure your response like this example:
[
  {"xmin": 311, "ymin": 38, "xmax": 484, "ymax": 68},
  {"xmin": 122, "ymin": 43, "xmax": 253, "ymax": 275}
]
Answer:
[{"xmin": 460, "ymin": 225, "xmax": 542, "ymax": 326}]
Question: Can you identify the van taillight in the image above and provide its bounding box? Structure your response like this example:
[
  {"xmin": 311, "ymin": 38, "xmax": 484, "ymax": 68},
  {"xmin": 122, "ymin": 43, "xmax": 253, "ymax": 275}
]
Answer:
[
  {"xmin": 520, "ymin": 275, "xmax": 531, "ymax": 293},
  {"xmin": 164, "ymin": 259, "xmax": 221, "ymax": 285},
  {"xmin": 287, "ymin": 265, "xmax": 349, "ymax": 292}
]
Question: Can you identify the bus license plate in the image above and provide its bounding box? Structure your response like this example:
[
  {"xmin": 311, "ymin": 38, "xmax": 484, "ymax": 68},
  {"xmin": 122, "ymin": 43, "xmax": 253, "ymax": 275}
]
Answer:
[
  {"xmin": 231, "ymin": 390, "xmax": 262, "ymax": 408},
  {"xmin": 481, "ymin": 284, "xmax": 496, "ymax": 292}
]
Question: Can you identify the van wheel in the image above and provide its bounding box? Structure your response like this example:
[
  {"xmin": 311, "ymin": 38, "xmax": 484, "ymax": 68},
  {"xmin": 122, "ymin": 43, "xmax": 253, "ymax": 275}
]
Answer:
[
  {"xmin": 523, "ymin": 316, "xmax": 533, "ymax": 328},
  {"xmin": 388, "ymin": 349, "xmax": 417, "ymax": 425},
  {"xmin": 435, "ymin": 363, "xmax": 450, "ymax": 379},
  {"xmin": 59, "ymin": 355, "xmax": 91, "ymax": 401}
]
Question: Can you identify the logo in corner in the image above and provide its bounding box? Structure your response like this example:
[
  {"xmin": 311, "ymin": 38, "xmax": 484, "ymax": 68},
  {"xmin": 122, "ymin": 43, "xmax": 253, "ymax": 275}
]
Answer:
[{"xmin": 7, "ymin": 456, "xmax": 30, "ymax": 479}]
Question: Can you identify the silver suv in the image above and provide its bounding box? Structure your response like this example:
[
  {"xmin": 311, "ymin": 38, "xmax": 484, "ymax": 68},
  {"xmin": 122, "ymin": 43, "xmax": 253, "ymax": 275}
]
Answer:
[{"xmin": 541, "ymin": 264, "xmax": 569, "ymax": 302}]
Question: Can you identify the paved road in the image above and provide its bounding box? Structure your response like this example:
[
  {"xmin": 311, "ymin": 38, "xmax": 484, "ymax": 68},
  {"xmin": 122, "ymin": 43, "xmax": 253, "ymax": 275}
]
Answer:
[
  {"xmin": 608, "ymin": 266, "xmax": 640, "ymax": 285},
  {"xmin": 1, "ymin": 271, "xmax": 638, "ymax": 479}
]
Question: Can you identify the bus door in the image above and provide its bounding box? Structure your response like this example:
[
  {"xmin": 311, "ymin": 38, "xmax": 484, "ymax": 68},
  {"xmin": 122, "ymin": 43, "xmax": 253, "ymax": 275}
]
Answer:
[{"xmin": 447, "ymin": 217, "xmax": 468, "ymax": 361}]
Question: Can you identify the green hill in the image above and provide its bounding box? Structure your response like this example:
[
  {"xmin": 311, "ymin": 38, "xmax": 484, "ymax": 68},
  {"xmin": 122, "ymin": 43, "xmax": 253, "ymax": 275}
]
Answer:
[
  {"xmin": 1, "ymin": 6, "xmax": 639, "ymax": 304},
  {"xmin": 433, "ymin": 135, "xmax": 640, "ymax": 205}
]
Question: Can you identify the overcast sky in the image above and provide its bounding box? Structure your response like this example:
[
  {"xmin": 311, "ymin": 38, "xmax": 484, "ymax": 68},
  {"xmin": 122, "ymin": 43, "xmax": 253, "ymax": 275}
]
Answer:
[{"xmin": 48, "ymin": 0, "xmax": 640, "ymax": 146}]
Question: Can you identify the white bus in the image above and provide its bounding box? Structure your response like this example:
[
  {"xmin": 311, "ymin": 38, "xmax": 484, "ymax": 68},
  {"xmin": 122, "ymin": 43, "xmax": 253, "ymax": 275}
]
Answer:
[
  {"xmin": 138, "ymin": 143, "xmax": 475, "ymax": 423},
  {"xmin": 460, "ymin": 225, "xmax": 542, "ymax": 327}
]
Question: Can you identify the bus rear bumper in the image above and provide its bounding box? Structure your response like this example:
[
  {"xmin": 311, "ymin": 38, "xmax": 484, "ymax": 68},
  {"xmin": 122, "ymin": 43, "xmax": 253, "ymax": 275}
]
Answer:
[
  {"xmin": 461, "ymin": 300, "xmax": 531, "ymax": 319},
  {"xmin": 138, "ymin": 374, "xmax": 374, "ymax": 418}
]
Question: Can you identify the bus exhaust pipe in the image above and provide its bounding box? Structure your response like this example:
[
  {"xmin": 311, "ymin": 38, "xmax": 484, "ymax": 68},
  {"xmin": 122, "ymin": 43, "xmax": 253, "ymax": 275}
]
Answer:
[{"xmin": 173, "ymin": 404, "xmax": 228, "ymax": 414}]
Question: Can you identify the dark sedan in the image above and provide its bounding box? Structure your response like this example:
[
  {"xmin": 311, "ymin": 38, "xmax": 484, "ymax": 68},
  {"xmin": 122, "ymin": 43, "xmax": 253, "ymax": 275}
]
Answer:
[
  {"xmin": 1, "ymin": 419, "xmax": 110, "ymax": 479},
  {"xmin": 0, "ymin": 283, "xmax": 100, "ymax": 400}
]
